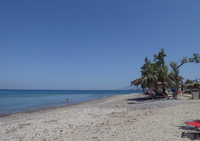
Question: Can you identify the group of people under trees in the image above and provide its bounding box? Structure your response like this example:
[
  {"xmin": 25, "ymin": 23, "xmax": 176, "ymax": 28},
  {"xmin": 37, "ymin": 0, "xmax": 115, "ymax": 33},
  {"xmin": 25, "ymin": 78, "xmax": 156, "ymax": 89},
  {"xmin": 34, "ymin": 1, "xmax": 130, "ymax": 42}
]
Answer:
[{"xmin": 144, "ymin": 84, "xmax": 177, "ymax": 99}]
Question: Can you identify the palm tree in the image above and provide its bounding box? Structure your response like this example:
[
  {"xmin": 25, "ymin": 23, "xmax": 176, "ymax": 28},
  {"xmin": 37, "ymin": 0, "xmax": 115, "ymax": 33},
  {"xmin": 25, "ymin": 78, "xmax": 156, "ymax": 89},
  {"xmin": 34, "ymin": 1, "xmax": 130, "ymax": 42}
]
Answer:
[
  {"xmin": 169, "ymin": 57, "xmax": 189, "ymax": 99},
  {"xmin": 131, "ymin": 49, "xmax": 168, "ymax": 94}
]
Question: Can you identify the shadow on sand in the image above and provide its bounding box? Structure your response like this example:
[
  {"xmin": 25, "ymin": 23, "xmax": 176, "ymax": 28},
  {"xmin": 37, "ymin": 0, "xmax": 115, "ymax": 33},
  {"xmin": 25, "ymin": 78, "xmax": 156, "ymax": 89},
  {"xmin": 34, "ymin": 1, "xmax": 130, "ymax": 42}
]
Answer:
[
  {"xmin": 126, "ymin": 97, "xmax": 167, "ymax": 105},
  {"xmin": 126, "ymin": 97, "xmax": 150, "ymax": 101},
  {"xmin": 181, "ymin": 132, "xmax": 200, "ymax": 140},
  {"xmin": 179, "ymin": 124, "xmax": 200, "ymax": 140}
]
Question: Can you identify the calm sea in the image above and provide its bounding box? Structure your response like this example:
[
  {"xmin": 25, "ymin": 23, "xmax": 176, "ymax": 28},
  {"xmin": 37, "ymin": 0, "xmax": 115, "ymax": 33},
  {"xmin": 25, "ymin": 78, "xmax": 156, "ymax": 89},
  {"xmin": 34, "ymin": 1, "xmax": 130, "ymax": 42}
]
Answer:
[{"xmin": 0, "ymin": 90, "xmax": 142, "ymax": 116}]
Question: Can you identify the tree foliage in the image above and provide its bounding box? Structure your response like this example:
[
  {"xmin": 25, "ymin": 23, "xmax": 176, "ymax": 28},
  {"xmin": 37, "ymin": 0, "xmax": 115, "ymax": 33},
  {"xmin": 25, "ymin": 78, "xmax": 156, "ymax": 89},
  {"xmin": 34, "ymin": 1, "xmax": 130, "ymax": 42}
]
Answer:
[
  {"xmin": 169, "ymin": 54, "xmax": 200, "ymax": 99},
  {"xmin": 131, "ymin": 48, "xmax": 200, "ymax": 99},
  {"xmin": 185, "ymin": 79, "xmax": 193, "ymax": 84},
  {"xmin": 133, "ymin": 48, "xmax": 169, "ymax": 93},
  {"xmin": 189, "ymin": 54, "xmax": 200, "ymax": 63}
]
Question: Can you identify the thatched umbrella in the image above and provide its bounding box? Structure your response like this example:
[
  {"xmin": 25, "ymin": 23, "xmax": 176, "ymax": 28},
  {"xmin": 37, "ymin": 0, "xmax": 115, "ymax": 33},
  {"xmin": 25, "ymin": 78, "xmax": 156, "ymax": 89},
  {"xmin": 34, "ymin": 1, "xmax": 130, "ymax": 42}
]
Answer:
[
  {"xmin": 185, "ymin": 82, "xmax": 200, "ymax": 89},
  {"xmin": 130, "ymin": 77, "xmax": 148, "ymax": 88},
  {"xmin": 185, "ymin": 83, "xmax": 194, "ymax": 89},
  {"xmin": 157, "ymin": 82, "xmax": 167, "ymax": 85},
  {"xmin": 185, "ymin": 82, "xmax": 200, "ymax": 99},
  {"xmin": 157, "ymin": 82, "xmax": 163, "ymax": 85},
  {"xmin": 194, "ymin": 83, "xmax": 200, "ymax": 89},
  {"xmin": 156, "ymin": 82, "xmax": 168, "ymax": 94},
  {"xmin": 157, "ymin": 82, "xmax": 163, "ymax": 89},
  {"xmin": 186, "ymin": 82, "xmax": 200, "ymax": 89}
]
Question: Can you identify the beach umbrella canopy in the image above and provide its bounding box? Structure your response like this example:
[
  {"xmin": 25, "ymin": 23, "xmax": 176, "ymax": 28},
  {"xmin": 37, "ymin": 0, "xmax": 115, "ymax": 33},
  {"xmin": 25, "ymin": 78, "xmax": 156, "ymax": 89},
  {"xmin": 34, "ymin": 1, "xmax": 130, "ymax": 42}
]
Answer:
[
  {"xmin": 157, "ymin": 82, "xmax": 163, "ymax": 88},
  {"xmin": 194, "ymin": 83, "xmax": 200, "ymax": 88},
  {"xmin": 130, "ymin": 77, "xmax": 148, "ymax": 87},
  {"xmin": 157, "ymin": 82, "xmax": 162, "ymax": 85},
  {"xmin": 185, "ymin": 84, "xmax": 193, "ymax": 89},
  {"xmin": 131, "ymin": 76, "xmax": 158, "ymax": 89},
  {"xmin": 157, "ymin": 81, "xmax": 168, "ymax": 86},
  {"xmin": 185, "ymin": 82, "xmax": 200, "ymax": 89}
]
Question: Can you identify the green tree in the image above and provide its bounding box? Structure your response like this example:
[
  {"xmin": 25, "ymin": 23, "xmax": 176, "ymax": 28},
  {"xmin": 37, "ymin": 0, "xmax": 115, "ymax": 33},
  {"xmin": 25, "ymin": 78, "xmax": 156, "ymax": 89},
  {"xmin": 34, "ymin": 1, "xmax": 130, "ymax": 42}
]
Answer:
[
  {"xmin": 131, "ymin": 49, "xmax": 200, "ymax": 99},
  {"xmin": 153, "ymin": 48, "xmax": 169, "ymax": 83},
  {"xmin": 140, "ymin": 57, "xmax": 157, "ymax": 89},
  {"xmin": 152, "ymin": 48, "xmax": 169, "ymax": 93},
  {"xmin": 131, "ymin": 57, "xmax": 156, "ymax": 89},
  {"xmin": 131, "ymin": 48, "xmax": 169, "ymax": 94},
  {"xmin": 189, "ymin": 54, "xmax": 200, "ymax": 63},
  {"xmin": 185, "ymin": 79, "xmax": 193, "ymax": 84},
  {"xmin": 169, "ymin": 54, "xmax": 200, "ymax": 99}
]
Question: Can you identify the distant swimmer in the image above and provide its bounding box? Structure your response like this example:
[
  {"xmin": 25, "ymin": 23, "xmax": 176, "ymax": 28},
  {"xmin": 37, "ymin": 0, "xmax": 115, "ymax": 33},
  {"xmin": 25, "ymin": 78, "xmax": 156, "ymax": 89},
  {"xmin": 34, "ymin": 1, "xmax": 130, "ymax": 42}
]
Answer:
[{"xmin": 66, "ymin": 98, "xmax": 69, "ymax": 102}]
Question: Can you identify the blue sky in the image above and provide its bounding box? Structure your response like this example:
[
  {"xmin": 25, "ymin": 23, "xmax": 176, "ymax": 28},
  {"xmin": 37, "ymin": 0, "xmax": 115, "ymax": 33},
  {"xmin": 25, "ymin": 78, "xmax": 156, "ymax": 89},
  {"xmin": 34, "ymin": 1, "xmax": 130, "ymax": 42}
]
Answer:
[{"xmin": 0, "ymin": 0, "xmax": 200, "ymax": 90}]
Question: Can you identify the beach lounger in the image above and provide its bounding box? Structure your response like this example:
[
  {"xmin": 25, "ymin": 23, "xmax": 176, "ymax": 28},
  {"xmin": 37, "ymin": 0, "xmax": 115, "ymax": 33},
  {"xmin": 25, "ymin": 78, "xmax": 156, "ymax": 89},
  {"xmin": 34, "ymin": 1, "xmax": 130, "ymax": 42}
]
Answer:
[
  {"xmin": 182, "ymin": 121, "xmax": 200, "ymax": 140},
  {"xmin": 144, "ymin": 90, "xmax": 154, "ymax": 98},
  {"xmin": 185, "ymin": 120, "xmax": 200, "ymax": 130},
  {"xmin": 182, "ymin": 132, "xmax": 200, "ymax": 140}
]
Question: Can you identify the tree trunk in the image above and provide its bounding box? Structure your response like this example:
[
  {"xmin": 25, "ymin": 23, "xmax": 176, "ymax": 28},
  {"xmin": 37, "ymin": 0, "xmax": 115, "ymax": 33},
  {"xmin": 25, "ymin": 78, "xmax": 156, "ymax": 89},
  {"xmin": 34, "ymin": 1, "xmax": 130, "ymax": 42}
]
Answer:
[
  {"xmin": 199, "ymin": 88, "xmax": 200, "ymax": 99},
  {"xmin": 154, "ymin": 83, "xmax": 158, "ymax": 94},
  {"xmin": 173, "ymin": 79, "xmax": 179, "ymax": 99}
]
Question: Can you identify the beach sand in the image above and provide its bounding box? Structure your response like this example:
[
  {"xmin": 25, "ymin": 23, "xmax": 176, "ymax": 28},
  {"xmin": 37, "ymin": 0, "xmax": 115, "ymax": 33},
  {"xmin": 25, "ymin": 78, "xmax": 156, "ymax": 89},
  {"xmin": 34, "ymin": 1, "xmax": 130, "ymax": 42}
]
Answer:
[{"xmin": 0, "ymin": 93, "xmax": 199, "ymax": 141}]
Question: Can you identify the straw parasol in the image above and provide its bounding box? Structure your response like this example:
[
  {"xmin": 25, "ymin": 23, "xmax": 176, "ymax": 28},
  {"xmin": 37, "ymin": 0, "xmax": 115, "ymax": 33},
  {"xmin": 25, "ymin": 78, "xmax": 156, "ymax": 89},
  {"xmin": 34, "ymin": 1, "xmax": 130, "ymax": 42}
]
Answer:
[
  {"xmin": 130, "ymin": 77, "xmax": 148, "ymax": 87},
  {"xmin": 157, "ymin": 82, "xmax": 168, "ymax": 88},
  {"xmin": 185, "ymin": 82, "xmax": 200, "ymax": 89}
]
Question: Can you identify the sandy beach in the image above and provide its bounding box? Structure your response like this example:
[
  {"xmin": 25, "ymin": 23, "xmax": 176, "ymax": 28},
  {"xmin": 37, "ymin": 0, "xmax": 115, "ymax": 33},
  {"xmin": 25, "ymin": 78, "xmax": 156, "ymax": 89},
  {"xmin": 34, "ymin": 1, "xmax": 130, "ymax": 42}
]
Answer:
[{"xmin": 0, "ymin": 93, "xmax": 199, "ymax": 141}]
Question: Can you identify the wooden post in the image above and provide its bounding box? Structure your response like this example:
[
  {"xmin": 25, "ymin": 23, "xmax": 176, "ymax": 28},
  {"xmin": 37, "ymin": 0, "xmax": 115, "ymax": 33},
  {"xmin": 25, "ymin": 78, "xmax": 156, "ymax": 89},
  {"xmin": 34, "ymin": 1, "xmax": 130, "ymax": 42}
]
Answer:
[{"xmin": 199, "ymin": 84, "xmax": 200, "ymax": 99}]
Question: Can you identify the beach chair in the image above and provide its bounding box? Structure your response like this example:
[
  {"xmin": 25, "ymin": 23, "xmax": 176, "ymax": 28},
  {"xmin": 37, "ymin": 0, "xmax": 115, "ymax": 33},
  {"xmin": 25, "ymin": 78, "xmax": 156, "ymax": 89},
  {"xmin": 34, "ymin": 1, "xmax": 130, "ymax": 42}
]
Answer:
[
  {"xmin": 178, "ymin": 91, "xmax": 183, "ymax": 97},
  {"xmin": 182, "ymin": 121, "xmax": 200, "ymax": 140},
  {"xmin": 185, "ymin": 120, "xmax": 200, "ymax": 130},
  {"xmin": 144, "ymin": 90, "xmax": 155, "ymax": 98},
  {"xmin": 166, "ymin": 90, "xmax": 173, "ymax": 99}
]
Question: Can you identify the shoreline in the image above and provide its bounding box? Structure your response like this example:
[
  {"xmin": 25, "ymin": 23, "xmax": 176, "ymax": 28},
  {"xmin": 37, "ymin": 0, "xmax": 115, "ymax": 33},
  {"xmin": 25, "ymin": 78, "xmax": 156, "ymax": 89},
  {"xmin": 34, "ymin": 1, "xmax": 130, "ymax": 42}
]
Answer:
[
  {"xmin": 0, "ymin": 93, "xmax": 143, "ymax": 118},
  {"xmin": 1, "ymin": 93, "xmax": 199, "ymax": 141},
  {"xmin": 0, "ymin": 94, "xmax": 132, "ymax": 118},
  {"xmin": 0, "ymin": 90, "xmax": 142, "ymax": 117}
]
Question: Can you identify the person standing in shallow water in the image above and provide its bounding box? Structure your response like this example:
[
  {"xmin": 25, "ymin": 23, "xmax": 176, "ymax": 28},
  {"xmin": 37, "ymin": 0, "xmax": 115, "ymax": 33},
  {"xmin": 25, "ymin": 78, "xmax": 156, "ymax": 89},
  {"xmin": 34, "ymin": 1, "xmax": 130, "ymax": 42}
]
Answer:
[{"xmin": 66, "ymin": 98, "xmax": 69, "ymax": 102}]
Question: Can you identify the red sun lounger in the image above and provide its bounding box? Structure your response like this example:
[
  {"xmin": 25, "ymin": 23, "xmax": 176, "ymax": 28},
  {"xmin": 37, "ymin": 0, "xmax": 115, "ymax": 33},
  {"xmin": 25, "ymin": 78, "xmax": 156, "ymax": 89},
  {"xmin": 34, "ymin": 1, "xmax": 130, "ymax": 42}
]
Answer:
[{"xmin": 186, "ymin": 121, "xmax": 200, "ymax": 130}]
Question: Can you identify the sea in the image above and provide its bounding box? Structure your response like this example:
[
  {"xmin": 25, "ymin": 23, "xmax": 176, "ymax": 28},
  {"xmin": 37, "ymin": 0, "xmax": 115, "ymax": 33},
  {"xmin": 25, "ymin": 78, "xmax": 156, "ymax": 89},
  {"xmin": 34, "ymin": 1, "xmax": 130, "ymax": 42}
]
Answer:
[{"xmin": 0, "ymin": 89, "xmax": 142, "ymax": 116}]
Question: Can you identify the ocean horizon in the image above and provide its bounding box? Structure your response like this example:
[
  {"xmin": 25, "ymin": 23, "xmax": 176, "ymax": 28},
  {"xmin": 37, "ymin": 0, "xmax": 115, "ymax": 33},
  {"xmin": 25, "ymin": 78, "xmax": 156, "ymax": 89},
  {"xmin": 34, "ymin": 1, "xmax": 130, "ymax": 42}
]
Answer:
[{"xmin": 0, "ymin": 89, "xmax": 142, "ymax": 116}]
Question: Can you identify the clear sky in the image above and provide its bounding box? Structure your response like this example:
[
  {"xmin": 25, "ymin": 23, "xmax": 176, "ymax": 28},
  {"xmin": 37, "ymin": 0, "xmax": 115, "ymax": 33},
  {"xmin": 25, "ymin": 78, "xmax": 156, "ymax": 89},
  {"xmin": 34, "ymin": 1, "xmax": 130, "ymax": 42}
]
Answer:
[{"xmin": 0, "ymin": 0, "xmax": 200, "ymax": 90}]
